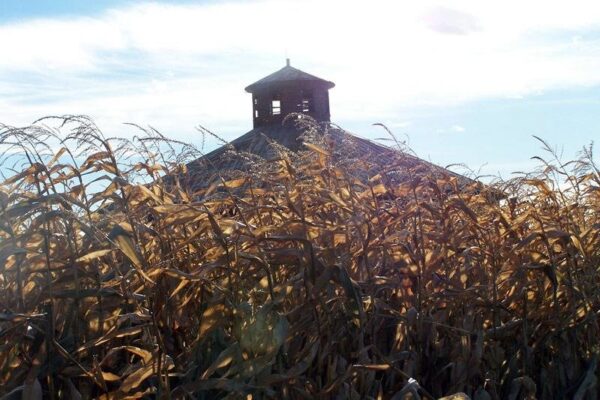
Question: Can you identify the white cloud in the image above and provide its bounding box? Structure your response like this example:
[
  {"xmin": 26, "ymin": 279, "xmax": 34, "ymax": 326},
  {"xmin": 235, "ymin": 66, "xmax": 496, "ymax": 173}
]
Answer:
[
  {"xmin": 422, "ymin": 6, "xmax": 482, "ymax": 35},
  {"xmin": 2, "ymin": 0, "xmax": 600, "ymax": 145},
  {"xmin": 451, "ymin": 125, "xmax": 465, "ymax": 133}
]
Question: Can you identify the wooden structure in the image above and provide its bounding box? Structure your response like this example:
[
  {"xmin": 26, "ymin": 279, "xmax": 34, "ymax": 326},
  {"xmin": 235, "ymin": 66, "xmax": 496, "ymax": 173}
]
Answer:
[
  {"xmin": 246, "ymin": 59, "xmax": 334, "ymax": 128},
  {"xmin": 184, "ymin": 61, "xmax": 477, "ymax": 192}
]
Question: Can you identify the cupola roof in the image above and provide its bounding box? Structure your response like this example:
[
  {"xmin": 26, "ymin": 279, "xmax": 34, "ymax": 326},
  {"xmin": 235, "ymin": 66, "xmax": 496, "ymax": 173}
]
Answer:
[{"xmin": 245, "ymin": 60, "xmax": 335, "ymax": 93}]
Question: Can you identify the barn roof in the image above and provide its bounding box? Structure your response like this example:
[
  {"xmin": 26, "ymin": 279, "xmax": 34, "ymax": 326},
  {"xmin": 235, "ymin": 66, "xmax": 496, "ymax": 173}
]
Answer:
[
  {"xmin": 245, "ymin": 63, "xmax": 335, "ymax": 93},
  {"xmin": 179, "ymin": 62, "xmax": 499, "ymax": 198},
  {"xmin": 183, "ymin": 120, "xmax": 476, "ymax": 192}
]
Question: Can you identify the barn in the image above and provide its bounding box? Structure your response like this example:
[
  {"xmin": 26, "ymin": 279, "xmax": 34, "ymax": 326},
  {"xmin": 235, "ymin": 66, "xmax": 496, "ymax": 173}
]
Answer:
[{"xmin": 181, "ymin": 60, "xmax": 475, "ymax": 193}]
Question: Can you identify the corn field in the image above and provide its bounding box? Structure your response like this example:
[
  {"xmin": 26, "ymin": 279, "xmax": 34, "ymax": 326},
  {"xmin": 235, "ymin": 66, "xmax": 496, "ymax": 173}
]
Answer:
[{"xmin": 0, "ymin": 116, "xmax": 598, "ymax": 399}]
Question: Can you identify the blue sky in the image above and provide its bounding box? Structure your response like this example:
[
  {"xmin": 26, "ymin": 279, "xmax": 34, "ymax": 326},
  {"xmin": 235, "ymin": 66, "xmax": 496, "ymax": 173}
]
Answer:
[
  {"xmin": 0, "ymin": 1, "xmax": 208, "ymax": 22},
  {"xmin": 0, "ymin": 0, "xmax": 599, "ymax": 178}
]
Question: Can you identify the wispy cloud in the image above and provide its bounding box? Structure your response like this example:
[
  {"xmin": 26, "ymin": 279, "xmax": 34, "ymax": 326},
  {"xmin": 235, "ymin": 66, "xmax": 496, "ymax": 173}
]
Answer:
[
  {"xmin": 422, "ymin": 6, "xmax": 481, "ymax": 35},
  {"xmin": 2, "ymin": 0, "xmax": 600, "ymax": 145}
]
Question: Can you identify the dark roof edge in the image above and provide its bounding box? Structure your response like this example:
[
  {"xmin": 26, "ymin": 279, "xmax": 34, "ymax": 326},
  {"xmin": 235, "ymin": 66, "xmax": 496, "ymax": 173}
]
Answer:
[{"xmin": 245, "ymin": 65, "xmax": 335, "ymax": 93}]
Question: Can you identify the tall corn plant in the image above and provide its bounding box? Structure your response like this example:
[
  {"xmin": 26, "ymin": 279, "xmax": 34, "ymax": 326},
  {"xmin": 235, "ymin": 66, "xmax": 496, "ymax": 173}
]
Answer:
[{"xmin": 0, "ymin": 116, "xmax": 598, "ymax": 399}]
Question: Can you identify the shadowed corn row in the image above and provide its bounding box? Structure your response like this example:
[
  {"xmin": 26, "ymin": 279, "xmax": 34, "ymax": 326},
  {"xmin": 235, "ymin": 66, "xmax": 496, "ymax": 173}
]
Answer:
[{"xmin": 0, "ymin": 116, "xmax": 598, "ymax": 399}]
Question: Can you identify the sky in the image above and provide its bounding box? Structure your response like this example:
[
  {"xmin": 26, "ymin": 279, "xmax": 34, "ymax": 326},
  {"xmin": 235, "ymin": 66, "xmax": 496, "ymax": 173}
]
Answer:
[{"xmin": 0, "ymin": 0, "xmax": 599, "ymax": 178}]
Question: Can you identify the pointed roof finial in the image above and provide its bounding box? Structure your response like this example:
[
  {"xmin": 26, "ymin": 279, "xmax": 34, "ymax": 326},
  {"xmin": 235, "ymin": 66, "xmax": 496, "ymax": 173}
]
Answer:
[{"xmin": 286, "ymin": 58, "xmax": 290, "ymax": 67}]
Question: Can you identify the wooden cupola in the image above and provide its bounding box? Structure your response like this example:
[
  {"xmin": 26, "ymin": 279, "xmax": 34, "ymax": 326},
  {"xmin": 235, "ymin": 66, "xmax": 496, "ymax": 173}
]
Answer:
[{"xmin": 245, "ymin": 59, "xmax": 335, "ymax": 129}]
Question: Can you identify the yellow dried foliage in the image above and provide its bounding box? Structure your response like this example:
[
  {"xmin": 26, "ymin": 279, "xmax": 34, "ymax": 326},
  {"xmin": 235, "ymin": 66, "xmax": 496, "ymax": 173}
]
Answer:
[{"xmin": 0, "ymin": 118, "xmax": 598, "ymax": 399}]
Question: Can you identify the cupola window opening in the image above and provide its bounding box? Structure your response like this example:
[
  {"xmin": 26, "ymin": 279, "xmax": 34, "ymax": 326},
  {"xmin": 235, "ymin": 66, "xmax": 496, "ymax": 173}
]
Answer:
[
  {"xmin": 300, "ymin": 91, "xmax": 312, "ymax": 113},
  {"xmin": 271, "ymin": 96, "xmax": 281, "ymax": 116},
  {"xmin": 253, "ymin": 96, "xmax": 259, "ymax": 118}
]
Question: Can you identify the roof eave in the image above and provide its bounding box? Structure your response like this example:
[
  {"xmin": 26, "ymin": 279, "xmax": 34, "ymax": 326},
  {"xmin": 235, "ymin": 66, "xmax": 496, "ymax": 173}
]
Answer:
[{"xmin": 245, "ymin": 80, "xmax": 335, "ymax": 93}]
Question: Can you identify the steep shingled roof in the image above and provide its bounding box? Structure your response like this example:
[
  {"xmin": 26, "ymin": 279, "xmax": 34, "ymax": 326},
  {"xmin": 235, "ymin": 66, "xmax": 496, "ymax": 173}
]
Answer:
[{"xmin": 245, "ymin": 64, "xmax": 335, "ymax": 93}]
